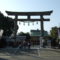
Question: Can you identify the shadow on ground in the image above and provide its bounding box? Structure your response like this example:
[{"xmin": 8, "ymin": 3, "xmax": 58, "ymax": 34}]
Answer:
[
  {"xmin": 0, "ymin": 58, "xmax": 8, "ymax": 60},
  {"xmin": 0, "ymin": 48, "xmax": 38, "ymax": 56}
]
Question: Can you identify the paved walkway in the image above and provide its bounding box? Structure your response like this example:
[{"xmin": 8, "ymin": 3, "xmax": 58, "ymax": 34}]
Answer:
[{"xmin": 0, "ymin": 46, "xmax": 60, "ymax": 60}]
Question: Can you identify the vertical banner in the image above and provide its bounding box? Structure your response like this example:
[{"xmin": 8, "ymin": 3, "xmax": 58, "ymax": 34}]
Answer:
[{"xmin": 58, "ymin": 28, "xmax": 60, "ymax": 39}]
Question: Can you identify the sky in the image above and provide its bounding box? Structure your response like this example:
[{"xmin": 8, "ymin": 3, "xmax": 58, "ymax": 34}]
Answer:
[{"xmin": 0, "ymin": 0, "xmax": 60, "ymax": 33}]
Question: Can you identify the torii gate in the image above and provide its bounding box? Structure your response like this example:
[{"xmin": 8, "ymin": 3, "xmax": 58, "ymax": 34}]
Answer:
[{"xmin": 6, "ymin": 11, "xmax": 53, "ymax": 43}]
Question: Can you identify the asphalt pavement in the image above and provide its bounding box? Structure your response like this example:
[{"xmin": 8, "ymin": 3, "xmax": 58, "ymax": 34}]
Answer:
[{"xmin": 0, "ymin": 46, "xmax": 60, "ymax": 60}]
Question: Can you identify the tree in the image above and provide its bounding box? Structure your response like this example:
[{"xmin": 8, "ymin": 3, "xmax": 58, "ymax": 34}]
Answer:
[
  {"xmin": 18, "ymin": 32, "xmax": 31, "ymax": 42},
  {"xmin": 18, "ymin": 32, "xmax": 25, "ymax": 36},
  {"xmin": 0, "ymin": 12, "xmax": 19, "ymax": 47},
  {"xmin": 50, "ymin": 26, "xmax": 59, "ymax": 47},
  {"xmin": 0, "ymin": 12, "xmax": 15, "ymax": 36},
  {"xmin": 50, "ymin": 26, "xmax": 58, "ymax": 39}
]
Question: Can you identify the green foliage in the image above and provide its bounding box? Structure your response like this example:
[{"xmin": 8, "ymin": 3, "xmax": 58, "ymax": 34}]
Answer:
[
  {"xmin": 18, "ymin": 32, "xmax": 25, "ymax": 36},
  {"xmin": 50, "ymin": 26, "xmax": 58, "ymax": 39},
  {"xmin": 18, "ymin": 32, "xmax": 31, "ymax": 41},
  {"xmin": 0, "ymin": 12, "xmax": 14, "ymax": 36}
]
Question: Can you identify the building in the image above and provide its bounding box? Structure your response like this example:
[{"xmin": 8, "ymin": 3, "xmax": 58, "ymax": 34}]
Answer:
[{"xmin": 30, "ymin": 29, "xmax": 48, "ymax": 45}]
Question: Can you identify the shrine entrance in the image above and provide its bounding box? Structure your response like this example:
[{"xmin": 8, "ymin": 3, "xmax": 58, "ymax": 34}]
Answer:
[{"xmin": 6, "ymin": 11, "xmax": 53, "ymax": 56}]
